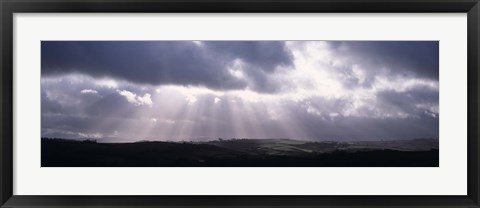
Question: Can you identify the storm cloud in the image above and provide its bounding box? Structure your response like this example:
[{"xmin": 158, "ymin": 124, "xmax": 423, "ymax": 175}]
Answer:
[
  {"xmin": 41, "ymin": 41, "xmax": 439, "ymax": 141},
  {"xmin": 42, "ymin": 41, "xmax": 293, "ymax": 92},
  {"xmin": 326, "ymin": 41, "xmax": 438, "ymax": 88}
]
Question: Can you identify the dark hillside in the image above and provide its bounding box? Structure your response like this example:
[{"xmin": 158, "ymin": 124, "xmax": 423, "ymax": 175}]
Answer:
[{"xmin": 42, "ymin": 138, "xmax": 438, "ymax": 167}]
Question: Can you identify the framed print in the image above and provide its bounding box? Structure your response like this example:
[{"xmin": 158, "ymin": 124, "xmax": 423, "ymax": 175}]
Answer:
[{"xmin": 1, "ymin": 0, "xmax": 479, "ymax": 207}]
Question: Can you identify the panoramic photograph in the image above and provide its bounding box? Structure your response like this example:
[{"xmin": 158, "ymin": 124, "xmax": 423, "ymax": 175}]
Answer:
[{"xmin": 41, "ymin": 41, "xmax": 439, "ymax": 167}]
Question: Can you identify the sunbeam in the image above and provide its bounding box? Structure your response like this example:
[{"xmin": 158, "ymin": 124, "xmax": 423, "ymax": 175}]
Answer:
[{"xmin": 41, "ymin": 41, "xmax": 439, "ymax": 142}]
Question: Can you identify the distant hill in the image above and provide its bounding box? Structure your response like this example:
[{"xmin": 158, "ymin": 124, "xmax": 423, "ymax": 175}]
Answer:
[{"xmin": 41, "ymin": 138, "xmax": 438, "ymax": 167}]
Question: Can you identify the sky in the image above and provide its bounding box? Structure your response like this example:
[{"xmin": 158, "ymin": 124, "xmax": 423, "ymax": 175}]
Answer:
[{"xmin": 41, "ymin": 41, "xmax": 439, "ymax": 142}]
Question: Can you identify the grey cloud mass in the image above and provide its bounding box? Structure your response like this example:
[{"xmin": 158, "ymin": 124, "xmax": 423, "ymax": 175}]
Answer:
[
  {"xmin": 327, "ymin": 41, "xmax": 439, "ymax": 88},
  {"xmin": 42, "ymin": 41, "xmax": 293, "ymax": 92},
  {"xmin": 41, "ymin": 41, "xmax": 439, "ymax": 141},
  {"xmin": 204, "ymin": 41, "xmax": 293, "ymax": 72}
]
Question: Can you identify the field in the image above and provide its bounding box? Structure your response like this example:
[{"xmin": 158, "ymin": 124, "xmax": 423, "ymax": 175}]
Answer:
[{"xmin": 41, "ymin": 138, "xmax": 439, "ymax": 167}]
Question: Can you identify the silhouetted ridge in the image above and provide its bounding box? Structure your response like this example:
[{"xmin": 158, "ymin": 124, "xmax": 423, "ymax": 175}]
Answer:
[{"xmin": 41, "ymin": 138, "xmax": 438, "ymax": 167}]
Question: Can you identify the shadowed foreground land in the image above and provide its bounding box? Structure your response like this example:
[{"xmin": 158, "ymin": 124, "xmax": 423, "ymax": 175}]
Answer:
[{"xmin": 41, "ymin": 138, "xmax": 439, "ymax": 167}]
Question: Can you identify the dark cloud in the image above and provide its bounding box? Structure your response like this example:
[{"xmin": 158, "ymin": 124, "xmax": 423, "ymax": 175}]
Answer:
[
  {"xmin": 41, "ymin": 91, "xmax": 63, "ymax": 114},
  {"xmin": 327, "ymin": 41, "xmax": 439, "ymax": 88},
  {"xmin": 204, "ymin": 41, "xmax": 293, "ymax": 72},
  {"xmin": 41, "ymin": 83, "xmax": 151, "ymax": 140},
  {"xmin": 376, "ymin": 86, "xmax": 439, "ymax": 118},
  {"xmin": 41, "ymin": 41, "xmax": 293, "ymax": 92},
  {"xmin": 304, "ymin": 115, "xmax": 438, "ymax": 140},
  {"xmin": 41, "ymin": 41, "xmax": 439, "ymax": 141},
  {"xmin": 279, "ymin": 98, "xmax": 438, "ymax": 140}
]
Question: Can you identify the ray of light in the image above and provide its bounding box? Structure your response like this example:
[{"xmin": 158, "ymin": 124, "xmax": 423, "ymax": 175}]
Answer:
[{"xmin": 41, "ymin": 41, "xmax": 439, "ymax": 142}]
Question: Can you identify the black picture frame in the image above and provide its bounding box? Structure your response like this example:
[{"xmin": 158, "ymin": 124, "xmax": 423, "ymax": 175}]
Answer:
[{"xmin": 1, "ymin": 0, "xmax": 479, "ymax": 207}]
